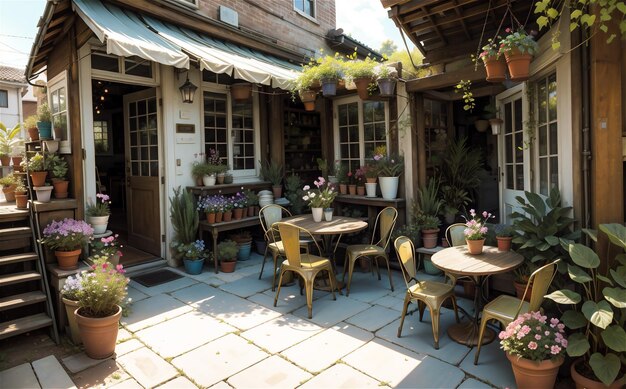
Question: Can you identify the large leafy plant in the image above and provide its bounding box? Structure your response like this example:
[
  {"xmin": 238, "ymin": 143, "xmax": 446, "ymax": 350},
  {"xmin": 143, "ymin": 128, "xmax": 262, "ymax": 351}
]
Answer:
[
  {"xmin": 169, "ymin": 186, "xmax": 199, "ymax": 248},
  {"xmin": 545, "ymin": 224, "xmax": 626, "ymax": 386},
  {"xmin": 511, "ymin": 187, "xmax": 580, "ymax": 279}
]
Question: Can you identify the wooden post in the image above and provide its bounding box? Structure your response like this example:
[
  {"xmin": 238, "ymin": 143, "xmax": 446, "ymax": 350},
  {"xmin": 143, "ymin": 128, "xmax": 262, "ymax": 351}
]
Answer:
[{"xmin": 415, "ymin": 93, "xmax": 426, "ymax": 188}]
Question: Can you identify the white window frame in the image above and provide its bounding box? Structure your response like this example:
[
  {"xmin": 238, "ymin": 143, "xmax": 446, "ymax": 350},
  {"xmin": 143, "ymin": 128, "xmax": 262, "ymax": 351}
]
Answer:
[
  {"xmin": 48, "ymin": 71, "xmax": 71, "ymax": 154},
  {"xmin": 333, "ymin": 95, "xmax": 390, "ymax": 167},
  {"xmin": 90, "ymin": 48, "xmax": 159, "ymax": 86},
  {"xmin": 0, "ymin": 89, "xmax": 8, "ymax": 108},
  {"xmin": 201, "ymin": 82, "xmax": 260, "ymax": 179},
  {"xmin": 93, "ymin": 120, "xmax": 113, "ymax": 155},
  {"xmin": 293, "ymin": 0, "xmax": 317, "ymax": 21},
  {"xmin": 533, "ymin": 72, "xmax": 559, "ymax": 196}
]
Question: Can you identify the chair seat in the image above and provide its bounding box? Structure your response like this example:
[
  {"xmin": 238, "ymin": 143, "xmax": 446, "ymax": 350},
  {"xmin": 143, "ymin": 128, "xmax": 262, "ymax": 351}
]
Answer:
[
  {"xmin": 408, "ymin": 281, "xmax": 455, "ymax": 299},
  {"xmin": 268, "ymin": 241, "xmax": 284, "ymax": 253},
  {"xmin": 483, "ymin": 295, "xmax": 530, "ymax": 321},
  {"xmin": 281, "ymin": 254, "xmax": 331, "ymax": 270},
  {"xmin": 346, "ymin": 244, "xmax": 385, "ymax": 258}
]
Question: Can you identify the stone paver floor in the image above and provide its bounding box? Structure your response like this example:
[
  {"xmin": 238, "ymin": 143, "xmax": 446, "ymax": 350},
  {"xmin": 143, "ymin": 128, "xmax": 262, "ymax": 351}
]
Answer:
[{"xmin": 1, "ymin": 252, "xmax": 518, "ymax": 388}]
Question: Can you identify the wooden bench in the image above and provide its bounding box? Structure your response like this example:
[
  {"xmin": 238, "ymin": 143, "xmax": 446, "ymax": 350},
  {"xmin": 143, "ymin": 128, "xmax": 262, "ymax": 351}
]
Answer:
[{"xmin": 199, "ymin": 216, "xmax": 261, "ymax": 273}]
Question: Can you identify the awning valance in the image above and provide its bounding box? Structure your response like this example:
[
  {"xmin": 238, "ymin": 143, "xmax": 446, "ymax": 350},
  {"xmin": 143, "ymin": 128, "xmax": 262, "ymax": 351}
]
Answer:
[{"xmin": 72, "ymin": 0, "xmax": 299, "ymax": 89}]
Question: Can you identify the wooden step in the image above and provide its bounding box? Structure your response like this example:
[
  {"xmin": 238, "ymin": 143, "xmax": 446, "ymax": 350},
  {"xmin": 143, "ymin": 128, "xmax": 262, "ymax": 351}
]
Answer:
[
  {"xmin": 0, "ymin": 227, "xmax": 32, "ymax": 241},
  {"xmin": 0, "ymin": 291, "xmax": 47, "ymax": 311},
  {"xmin": 0, "ymin": 252, "xmax": 38, "ymax": 266},
  {"xmin": 0, "ymin": 313, "xmax": 53, "ymax": 340},
  {"xmin": 0, "ymin": 271, "xmax": 41, "ymax": 287}
]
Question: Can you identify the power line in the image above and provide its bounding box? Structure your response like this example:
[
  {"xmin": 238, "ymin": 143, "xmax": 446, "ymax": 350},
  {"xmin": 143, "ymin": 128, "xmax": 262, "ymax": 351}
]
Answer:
[{"xmin": 0, "ymin": 33, "xmax": 34, "ymax": 39}]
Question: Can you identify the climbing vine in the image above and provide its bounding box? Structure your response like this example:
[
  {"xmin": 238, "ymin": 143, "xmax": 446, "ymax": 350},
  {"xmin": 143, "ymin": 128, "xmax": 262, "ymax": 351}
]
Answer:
[
  {"xmin": 455, "ymin": 80, "xmax": 475, "ymax": 112},
  {"xmin": 521, "ymin": 82, "xmax": 537, "ymax": 150}
]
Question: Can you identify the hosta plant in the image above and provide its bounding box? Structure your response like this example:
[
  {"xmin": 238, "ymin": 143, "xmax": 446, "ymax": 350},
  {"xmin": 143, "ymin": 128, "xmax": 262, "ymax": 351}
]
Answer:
[{"xmin": 545, "ymin": 224, "xmax": 626, "ymax": 386}]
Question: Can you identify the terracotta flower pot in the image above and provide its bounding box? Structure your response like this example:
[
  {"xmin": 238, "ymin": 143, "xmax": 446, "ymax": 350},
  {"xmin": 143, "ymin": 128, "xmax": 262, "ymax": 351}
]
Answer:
[
  {"xmin": 220, "ymin": 260, "xmax": 237, "ymax": 273},
  {"xmin": 339, "ymin": 184, "xmax": 347, "ymax": 195},
  {"xmin": 233, "ymin": 208, "xmax": 244, "ymax": 220},
  {"xmin": 506, "ymin": 353, "xmax": 563, "ymax": 389},
  {"xmin": 75, "ymin": 305, "xmax": 122, "ymax": 359},
  {"xmin": 30, "ymin": 171, "xmax": 48, "ymax": 187},
  {"xmin": 504, "ymin": 48, "xmax": 533, "ymax": 82},
  {"xmin": 217, "ymin": 173, "xmax": 225, "ymax": 184},
  {"xmin": 482, "ymin": 55, "xmax": 507, "ymax": 83},
  {"xmin": 216, "ymin": 212, "xmax": 223, "ymax": 223},
  {"xmin": 366, "ymin": 177, "xmax": 377, "ymax": 183},
  {"xmin": 348, "ymin": 185, "xmax": 357, "ymax": 195},
  {"xmin": 0, "ymin": 155, "xmax": 9, "ymax": 167},
  {"xmin": 55, "ymin": 249, "xmax": 81, "ymax": 270},
  {"xmin": 571, "ymin": 358, "xmax": 625, "ymax": 389},
  {"xmin": 62, "ymin": 297, "xmax": 81, "ymax": 345},
  {"xmin": 248, "ymin": 206, "xmax": 255, "ymax": 217},
  {"xmin": 354, "ymin": 77, "xmax": 373, "ymax": 100},
  {"xmin": 497, "ymin": 236, "xmax": 512, "ymax": 251},
  {"xmin": 272, "ymin": 185, "xmax": 283, "ymax": 199},
  {"xmin": 356, "ymin": 186, "xmax": 365, "ymax": 196},
  {"xmin": 206, "ymin": 212, "xmax": 216, "ymax": 224},
  {"xmin": 299, "ymin": 89, "xmax": 317, "ymax": 111},
  {"xmin": 514, "ymin": 280, "xmax": 532, "ymax": 302},
  {"xmin": 231, "ymin": 83, "xmax": 252, "ymax": 101},
  {"xmin": 2, "ymin": 185, "xmax": 16, "ymax": 202},
  {"xmin": 11, "ymin": 156, "xmax": 23, "ymax": 171},
  {"xmin": 52, "ymin": 180, "xmax": 69, "ymax": 199},
  {"xmin": 15, "ymin": 194, "xmax": 28, "ymax": 209},
  {"xmin": 27, "ymin": 127, "xmax": 39, "ymax": 141},
  {"xmin": 421, "ymin": 228, "xmax": 440, "ymax": 249},
  {"xmin": 466, "ymin": 239, "xmax": 485, "ymax": 254},
  {"xmin": 223, "ymin": 210, "xmax": 233, "ymax": 222}
]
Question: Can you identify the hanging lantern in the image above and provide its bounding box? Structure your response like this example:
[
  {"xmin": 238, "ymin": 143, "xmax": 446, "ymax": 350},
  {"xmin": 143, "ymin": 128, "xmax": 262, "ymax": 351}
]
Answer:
[
  {"xmin": 179, "ymin": 75, "xmax": 197, "ymax": 104},
  {"xmin": 489, "ymin": 118, "xmax": 503, "ymax": 135}
]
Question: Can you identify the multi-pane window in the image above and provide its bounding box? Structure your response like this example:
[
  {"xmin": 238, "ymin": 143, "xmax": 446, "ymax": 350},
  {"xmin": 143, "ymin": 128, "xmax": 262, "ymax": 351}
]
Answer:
[
  {"xmin": 128, "ymin": 97, "xmax": 158, "ymax": 177},
  {"xmin": 91, "ymin": 51, "xmax": 153, "ymax": 79},
  {"xmin": 48, "ymin": 72, "xmax": 70, "ymax": 153},
  {"xmin": 536, "ymin": 73, "xmax": 558, "ymax": 195},
  {"xmin": 0, "ymin": 90, "xmax": 8, "ymax": 108},
  {"xmin": 294, "ymin": 0, "xmax": 315, "ymax": 18},
  {"xmin": 504, "ymin": 97, "xmax": 524, "ymax": 190},
  {"xmin": 203, "ymin": 92, "xmax": 228, "ymax": 162},
  {"xmin": 93, "ymin": 121, "xmax": 110, "ymax": 154},
  {"xmin": 336, "ymin": 98, "xmax": 388, "ymax": 172},
  {"xmin": 231, "ymin": 100, "xmax": 255, "ymax": 170}
]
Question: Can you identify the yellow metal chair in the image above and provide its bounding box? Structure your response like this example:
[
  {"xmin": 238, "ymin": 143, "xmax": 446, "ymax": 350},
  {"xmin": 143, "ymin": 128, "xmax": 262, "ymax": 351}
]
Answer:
[
  {"xmin": 258, "ymin": 205, "xmax": 291, "ymax": 290},
  {"xmin": 342, "ymin": 207, "xmax": 398, "ymax": 296},
  {"xmin": 445, "ymin": 223, "xmax": 466, "ymax": 247},
  {"xmin": 274, "ymin": 222, "xmax": 338, "ymax": 319},
  {"xmin": 474, "ymin": 259, "xmax": 560, "ymax": 365},
  {"xmin": 394, "ymin": 236, "xmax": 460, "ymax": 349}
]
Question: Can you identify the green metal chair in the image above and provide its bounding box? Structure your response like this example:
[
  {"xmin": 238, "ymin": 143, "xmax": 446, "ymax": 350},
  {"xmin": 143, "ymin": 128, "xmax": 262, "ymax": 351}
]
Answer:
[
  {"xmin": 274, "ymin": 222, "xmax": 338, "ymax": 319},
  {"xmin": 445, "ymin": 223, "xmax": 466, "ymax": 247},
  {"xmin": 474, "ymin": 259, "xmax": 560, "ymax": 365},
  {"xmin": 258, "ymin": 204, "xmax": 291, "ymax": 291},
  {"xmin": 394, "ymin": 236, "xmax": 460, "ymax": 349},
  {"xmin": 342, "ymin": 207, "xmax": 397, "ymax": 296}
]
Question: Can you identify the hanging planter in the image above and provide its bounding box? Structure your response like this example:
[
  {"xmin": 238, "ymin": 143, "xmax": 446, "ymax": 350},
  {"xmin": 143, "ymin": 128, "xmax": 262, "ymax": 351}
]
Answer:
[
  {"xmin": 231, "ymin": 83, "xmax": 252, "ymax": 101},
  {"xmin": 483, "ymin": 56, "xmax": 507, "ymax": 83},
  {"xmin": 489, "ymin": 118, "xmax": 504, "ymax": 135},
  {"xmin": 474, "ymin": 119, "xmax": 490, "ymax": 133},
  {"xmin": 298, "ymin": 89, "xmax": 317, "ymax": 111},
  {"xmin": 504, "ymin": 48, "xmax": 533, "ymax": 81},
  {"xmin": 320, "ymin": 78, "xmax": 337, "ymax": 96},
  {"xmin": 353, "ymin": 77, "xmax": 373, "ymax": 100},
  {"xmin": 377, "ymin": 77, "xmax": 396, "ymax": 96},
  {"xmin": 499, "ymin": 28, "xmax": 538, "ymax": 82}
]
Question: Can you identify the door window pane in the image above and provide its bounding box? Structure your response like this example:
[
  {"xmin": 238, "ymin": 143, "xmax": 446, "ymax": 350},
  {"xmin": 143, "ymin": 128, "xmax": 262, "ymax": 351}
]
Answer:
[
  {"xmin": 535, "ymin": 73, "xmax": 558, "ymax": 195},
  {"xmin": 203, "ymin": 92, "xmax": 228, "ymax": 164}
]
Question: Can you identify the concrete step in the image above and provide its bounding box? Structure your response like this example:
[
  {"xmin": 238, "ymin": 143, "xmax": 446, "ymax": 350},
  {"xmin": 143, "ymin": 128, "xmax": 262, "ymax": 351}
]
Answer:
[
  {"xmin": 0, "ymin": 252, "xmax": 38, "ymax": 266},
  {"xmin": 0, "ymin": 271, "xmax": 41, "ymax": 287},
  {"xmin": 0, "ymin": 313, "xmax": 53, "ymax": 340},
  {"xmin": 0, "ymin": 291, "xmax": 47, "ymax": 311}
]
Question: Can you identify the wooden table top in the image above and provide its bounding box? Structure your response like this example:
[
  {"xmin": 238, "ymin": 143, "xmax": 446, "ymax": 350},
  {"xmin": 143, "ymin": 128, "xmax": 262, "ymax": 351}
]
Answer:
[
  {"xmin": 431, "ymin": 246, "xmax": 524, "ymax": 276},
  {"xmin": 283, "ymin": 215, "xmax": 368, "ymax": 235}
]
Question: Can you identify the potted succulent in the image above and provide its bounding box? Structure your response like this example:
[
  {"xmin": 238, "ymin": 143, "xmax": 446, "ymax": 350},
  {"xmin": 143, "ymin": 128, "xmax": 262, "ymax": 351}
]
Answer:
[
  {"xmin": 260, "ymin": 159, "xmax": 284, "ymax": 198},
  {"xmin": 85, "ymin": 193, "xmax": 111, "ymax": 234},
  {"xmin": 498, "ymin": 28, "xmax": 539, "ymax": 81},
  {"xmin": 36, "ymin": 102, "xmax": 53, "ymax": 139},
  {"xmin": 24, "ymin": 115, "xmax": 39, "ymax": 142},
  {"xmin": 47, "ymin": 154, "xmax": 69, "ymax": 199},
  {"xmin": 0, "ymin": 173, "xmax": 18, "ymax": 202},
  {"xmin": 74, "ymin": 256, "xmax": 129, "ymax": 359},
  {"xmin": 40, "ymin": 218, "xmax": 94, "ymax": 270},
  {"xmin": 24, "ymin": 152, "xmax": 48, "ymax": 187},
  {"xmin": 169, "ymin": 186, "xmax": 199, "ymax": 267},
  {"xmin": 494, "ymin": 224, "xmax": 513, "ymax": 252},
  {"xmin": 545, "ymin": 224, "xmax": 626, "ymax": 388},
  {"xmin": 217, "ymin": 240, "xmax": 238, "ymax": 273},
  {"xmin": 0, "ymin": 122, "xmax": 22, "ymax": 167},
  {"xmin": 478, "ymin": 39, "xmax": 506, "ymax": 82},
  {"xmin": 174, "ymin": 240, "xmax": 207, "ymax": 275},
  {"xmin": 90, "ymin": 234, "xmax": 123, "ymax": 265},
  {"xmin": 14, "ymin": 181, "xmax": 28, "ymax": 209},
  {"xmin": 420, "ymin": 214, "xmax": 441, "ymax": 251}
]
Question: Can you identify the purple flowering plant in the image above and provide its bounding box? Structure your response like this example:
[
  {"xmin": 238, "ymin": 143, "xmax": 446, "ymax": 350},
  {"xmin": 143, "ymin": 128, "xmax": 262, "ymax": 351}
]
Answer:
[
  {"xmin": 90, "ymin": 234, "xmax": 123, "ymax": 258},
  {"xmin": 231, "ymin": 190, "xmax": 248, "ymax": 209},
  {"xmin": 61, "ymin": 272, "xmax": 85, "ymax": 301},
  {"xmin": 197, "ymin": 195, "xmax": 221, "ymax": 213},
  {"xmin": 174, "ymin": 239, "xmax": 208, "ymax": 260},
  {"xmin": 41, "ymin": 218, "xmax": 94, "ymax": 251},
  {"xmin": 463, "ymin": 209, "xmax": 494, "ymax": 240},
  {"xmin": 499, "ymin": 311, "xmax": 568, "ymax": 362},
  {"xmin": 302, "ymin": 177, "xmax": 337, "ymax": 209},
  {"xmin": 85, "ymin": 193, "xmax": 111, "ymax": 217}
]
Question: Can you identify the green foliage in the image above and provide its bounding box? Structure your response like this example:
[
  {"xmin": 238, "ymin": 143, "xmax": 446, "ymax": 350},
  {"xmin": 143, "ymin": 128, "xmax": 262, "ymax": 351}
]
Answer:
[
  {"xmin": 436, "ymin": 137, "xmax": 484, "ymax": 203},
  {"xmin": 25, "ymin": 152, "xmax": 47, "ymax": 172},
  {"xmin": 37, "ymin": 102, "xmax": 51, "ymax": 122},
  {"xmin": 76, "ymin": 256, "xmax": 129, "ymax": 318},
  {"xmin": 391, "ymin": 223, "xmax": 422, "ymax": 246},
  {"xmin": 169, "ymin": 186, "xmax": 199, "ymax": 246},
  {"xmin": 0, "ymin": 173, "xmax": 19, "ymax": 187},
  {"xmin": 499, "ymin": 28, "xmax": 539, "ymax": 56},
  {"xmin": 545, "ymin": 224, "xmax": 626, "ymax": 386},
  {"xmin": 0, "ymin": 122, "xmax": 22, "ymax": 155},
  {"xmin": 386, "ymin": 48, "xmax": 424, "ymax": 80},
  {"xmin": 455, "ymin": 80, "xmax": 475, "ymax": 111},
  {"xmin": 378, "ymin": 39, "xmax": 398, "ymax": 57},
  {"xmin": 191, "ymin": 161, "xmax": 215, "ymax": 179},
  {"xmin": 47, "ymin": 154, "xmax": 68, "ymax": 180},
  {"xmin": 535, "ymin": 0, "xmax": 626, "ymax": 47},
  {"xmin": 284, "ymin": 173, "xmax": 306, "ymax": 214},
  {"xmin": 413, "ymin": 177, "xmax": 443, "ymax": 218},
  {"xmin": 511, "ymin": 186, "xmax": 580, "ymax": 279},
  {"xmin": 217, "ymin": 240, "xmax": 238, "ymax": 261},
  {"xmin": 24, "ymin": 115, "xmax": 38, "ymax": 130},
  {"xmin": 343, "ymin": 55, "xmax": 378, "ymax": 80},
  {"xmin": 420, "ymin": 215, "xmax": 441, "ymax": 230},
  {"xmin": 260, "ymin": 159, "xmax": 283, "ymax": 186}
]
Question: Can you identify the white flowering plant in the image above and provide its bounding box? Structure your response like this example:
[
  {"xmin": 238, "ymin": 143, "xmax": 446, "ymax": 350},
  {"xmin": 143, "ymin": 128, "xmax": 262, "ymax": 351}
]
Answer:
[
  {"xmin": 302, "ymin": 177, "xmax": 337, "ymax": 209},
  {"xmin": 499, "ymin": 311, "xmax": 568, "ymax": 362},
  {"xmin": 463, "ymin": 209, "xmax": 494, "ymax": 240}
]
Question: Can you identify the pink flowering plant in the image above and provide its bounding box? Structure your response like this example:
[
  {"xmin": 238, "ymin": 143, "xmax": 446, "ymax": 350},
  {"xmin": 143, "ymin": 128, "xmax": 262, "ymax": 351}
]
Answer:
[
  {"xmin": 41, "ymin": 218, "xmax": 94, "ymax": 251},
  {"xmin": 499, "ymin": 311, "xmax": 568, "ymax": 362},
  {"xmin": 372, "ymin": 145, "xmax": 404, "ymax": 177},
  {"xmin": 463, "ymin": 209, "xmax": 494, "ymax": 240},
  {"xmin": 302, "ymin": 177, "xmax": 337, "ymax": 209},
  {"xmin": 85, "ymin": 193, "xmax": 111, "ymax": 217},
  {"xmin": 77, "ymin": 256, "xmax": 129, "ymax": 318},
  {"xmin": 90, "ymin": 234, "xmax": 123, "ymax": 258}
]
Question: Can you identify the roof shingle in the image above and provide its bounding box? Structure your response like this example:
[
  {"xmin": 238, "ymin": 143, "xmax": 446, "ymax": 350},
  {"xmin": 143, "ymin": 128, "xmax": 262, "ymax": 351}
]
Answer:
[{"xmin": 0, "ymin": 66, "xmax": 26, "ymax": 83}]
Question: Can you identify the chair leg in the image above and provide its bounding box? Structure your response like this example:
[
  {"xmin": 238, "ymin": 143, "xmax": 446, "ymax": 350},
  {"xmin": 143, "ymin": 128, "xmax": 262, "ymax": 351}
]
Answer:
[
  {"xmin": 258, "ymin": 245, "xmax": 269, "ymax": 280},
  {"xmin": 304, "ymin": 276, "xmax": 314, "ymax": 319},
  {"xmin": 374, "ymin": 256, "xmax": 381, "ymax": 280},
  {"xmin": 450, "ymin": 297, "xmax": 460, "ymax": 323},
  {"xmin": 418, "ymin": 300, "xmax": 426, "ymax": 322},
  {"xmin": 341, "ymin": 252, "xmax": 349, "ymax": 282},
  {"xmin": 474, "ymin": 314, "xmax": 490, "ymax": 365},
  {"xmin": 327, "ymin": 269, "xmax": 337, "ymax": 300},
  {"xmin": 397, "ymin": 294, "xmax": 410, "ymax": 338},
  {"xmin": 271, "ymin": 252, "xmax": 280, "ymax": 292},
  {"xmin": 383, "ymin": 255, "xmax": 394, "ymax": 292},
  {"xmin": 430, "ymin": 306, "xmax": 441, "ymax": 350},
  {"xmin": 274, "ymin": 268, "xmax": 286, "ymax": 307},
  {"xmin": 345, "ymin": 254, "xmax": 357, "ymax": 297}
]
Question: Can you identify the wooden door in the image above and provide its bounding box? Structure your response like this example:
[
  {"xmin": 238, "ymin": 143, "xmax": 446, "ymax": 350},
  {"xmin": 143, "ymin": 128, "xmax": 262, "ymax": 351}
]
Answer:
[
  {"xmin": 123, "ymin": 89, "xmax": 161, "ymax": 255},
  {"xmin": 498, "ymin": 85, "xmax": 530, "ymax": 224}
]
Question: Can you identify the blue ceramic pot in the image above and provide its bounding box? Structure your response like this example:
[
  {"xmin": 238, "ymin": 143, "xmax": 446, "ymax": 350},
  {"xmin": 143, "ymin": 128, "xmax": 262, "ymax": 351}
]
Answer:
[
  {"xmin": 37, "ymin": 121, "xmax": 52, "ymax": 139},
  {"xmin": 183, "ymin": 258, "xmax": 204, "ymax": 275},
  {"xmin": 237, "ymin": 241, "xmax": 252, "ymax": 261},
  {"xmin": 423, "ymin": 258, "xmax": 442, "ymax": 275},
  {"xmin": 321, "ymin": 78, "xmax": 337, "ymax": 96}
]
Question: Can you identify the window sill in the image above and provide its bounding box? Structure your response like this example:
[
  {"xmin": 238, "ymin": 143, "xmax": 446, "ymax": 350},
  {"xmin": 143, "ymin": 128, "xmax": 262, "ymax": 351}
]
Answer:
[{"xmin": 294, "ymin": 9, "xmax": 319, "ymax": 25}]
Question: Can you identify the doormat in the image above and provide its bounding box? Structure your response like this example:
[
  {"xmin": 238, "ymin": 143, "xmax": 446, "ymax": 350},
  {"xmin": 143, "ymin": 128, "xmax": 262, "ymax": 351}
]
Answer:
[{"xmin": 132, "ymin": 269, "xmax": 183, "ymax": 287}]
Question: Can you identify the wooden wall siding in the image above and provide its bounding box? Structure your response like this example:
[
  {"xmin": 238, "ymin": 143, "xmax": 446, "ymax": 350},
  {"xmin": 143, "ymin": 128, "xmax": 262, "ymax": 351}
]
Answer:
[
  {"xmin": 414, "ymin": 93, "xmax": 426, "ymax": 188},
  {"xmin": 112, "ymin": 0, "xmax": 334, "ymax": 60},
  {"xmin": 570, "ymin": 32, "xmax": 584, "ymax": 231}
]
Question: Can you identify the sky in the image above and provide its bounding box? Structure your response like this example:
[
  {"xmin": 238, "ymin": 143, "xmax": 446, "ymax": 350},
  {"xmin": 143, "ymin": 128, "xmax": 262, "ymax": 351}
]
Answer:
[{"xmin": 0, "ymin": 0, "xmax": 407, "ymax": 70}]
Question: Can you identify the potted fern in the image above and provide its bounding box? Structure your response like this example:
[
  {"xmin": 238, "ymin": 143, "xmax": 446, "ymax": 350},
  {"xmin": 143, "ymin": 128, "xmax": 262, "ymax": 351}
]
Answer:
[
  {"xmin": 260, "ymin": 159, "xmax": 284, "ymax": 198},
  {"xmin": 36, "ymin": 103, "xmax": 53, "ymax": 139},
  {"xmin": 169, "ymin": 186, "xmax": 199, "ymax": 267}
]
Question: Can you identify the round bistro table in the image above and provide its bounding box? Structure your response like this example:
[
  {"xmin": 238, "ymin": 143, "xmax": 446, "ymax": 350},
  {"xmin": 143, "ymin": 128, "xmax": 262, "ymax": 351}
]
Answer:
[{"xmin": 431, "ymin": 245, "xmax": 524, "ymax": 346}]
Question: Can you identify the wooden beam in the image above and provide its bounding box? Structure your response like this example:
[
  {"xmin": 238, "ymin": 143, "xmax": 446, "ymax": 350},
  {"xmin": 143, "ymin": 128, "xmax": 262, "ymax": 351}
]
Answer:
[
  {"xmin": 406, "ymin": 65, "xmax": 486, "ymax": 92},
  {"xmin": 380, "ymin": 0, "xmax": 410, "ymax": 8},
  {"xmin": 407, "ymin": 1, "xmax": 510, "ymax": 34},
  {"xmin": 401, "ymin": 0, "xmax": 487, "ymax": 24},
  {"xmin": 452, "ymin": 0, "xmax": 472, "ymax": 40},
  {"xmin": 415, "ymin": 93, "xmax": 426, "ymax": 188}
]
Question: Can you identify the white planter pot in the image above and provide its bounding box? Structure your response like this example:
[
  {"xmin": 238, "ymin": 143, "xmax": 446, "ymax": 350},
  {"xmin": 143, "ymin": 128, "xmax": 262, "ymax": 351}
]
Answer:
[
  {"xmin": 324, "ymin": 208, "xmax": 334, "ymax": 221},
  {"xmin": 43, "ymin": 140, "xmax": 59, "ymax": 153},
  {"xmin": 311, "ymin": 207, "xmax": 323, "ymax": 222},
  {"xmin": 34, "ymin": 185, "xmax": 53, "ymax": 203},
  {"xmin": 365, "ymin": 182, "xmax": 377, "ymax": 197},
  {"xmin": 88, "ymin": 215, "xmax": 110, "ymax": 234},
  {"xmin": 379, "ymin": 176, "xmax": 399, "ymax": 200},
  {"xmin": 203, "ymin": 174, "xmax": 216, "ymax": 186}
]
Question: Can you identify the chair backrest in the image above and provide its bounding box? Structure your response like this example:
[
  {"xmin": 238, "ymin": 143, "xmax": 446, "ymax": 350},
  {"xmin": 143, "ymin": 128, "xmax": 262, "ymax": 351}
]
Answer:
[
  {"xmin": 259, "ymin": 204, "xmax": 291, "ymax": 241},
  {"xmin": 394, "ymin": 236, "xmax": 418, "ymax": 288},
  {"xmin": 373, "ymin": 207, "xmax": 398, "ymax": 249},
  {"xmin": 517, "ymin": 259, "xmax": 560, "ymax": 316},
  {"xmin": 276, "ymin": 222, "xmax": 321, "ymax": 268},
  {"xmin": 445, "ymin": 223, "xmax": 466, "ymax": 247}
]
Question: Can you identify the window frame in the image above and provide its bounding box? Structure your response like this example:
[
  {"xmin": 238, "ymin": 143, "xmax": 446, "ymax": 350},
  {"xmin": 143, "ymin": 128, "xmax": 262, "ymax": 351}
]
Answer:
[
  {"xmin": 90, "ymin": 49, "xmax": 159, "ymax": 86},
  {"xmin": 293, "ymin": 0, "xmax": 317, "ymax": 21},
  {"xmin": 93, "ymin": 120, "xmax": 113, "ymax": 156},
  {"xmin": 201, "ymin": 82, "xmax": 260, "ymax": 179},
  {"xmin": 0, "ymin": 89, "xmax": 8, "ymax": 108},
  {"xmin": 47, "ymin": 71, "xmax": 71, "ymax": 154},
  {"xmin": 333, "ymin": 95, "xmax": 390, "ymax": 170},
  {"xmin": 534, "ymin": 72, "xmax": 559, "ymax": 196}
]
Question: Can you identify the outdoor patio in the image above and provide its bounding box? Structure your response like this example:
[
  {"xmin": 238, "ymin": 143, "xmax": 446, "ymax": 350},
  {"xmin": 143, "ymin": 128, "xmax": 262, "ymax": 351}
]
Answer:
[{"xmin": 0, "ymin": 252, "xmax": 523, "ymax": 389}]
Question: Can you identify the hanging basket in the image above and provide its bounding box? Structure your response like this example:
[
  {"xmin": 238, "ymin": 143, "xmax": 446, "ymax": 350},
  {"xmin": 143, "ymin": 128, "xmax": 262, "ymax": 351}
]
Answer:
[
  {"xmin": 377, "ymin": 77, "xmax": 396, "ymax": 96},
  {"xmin": 504, "ymin": 48, "xmax": 533, "ymax": 82},
  {"xmin": 482, "ymin": 56, "xmax": 507, "ymax": 83},
  {"xmin": 298, "ymin": 89, "xmax": 317, "ymax": 111},
  {"xmin": 354, "ymin": 77, "xmax": 373, "ymax": 100},
  {"xmin": 320, "ymin": 78, "xmax": 337, "ymax": 97},
  {"xmin": 231, "ymin": 83, "xmax": 252, "ymax": 101}
]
